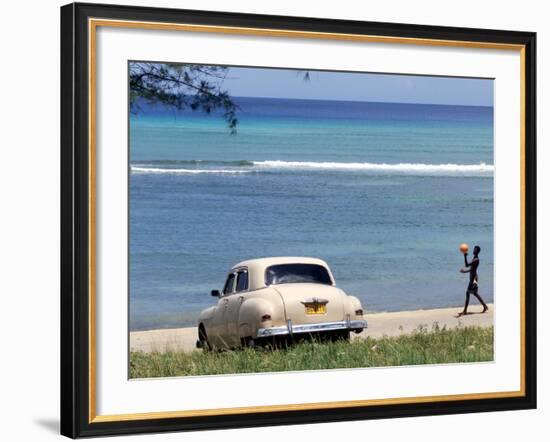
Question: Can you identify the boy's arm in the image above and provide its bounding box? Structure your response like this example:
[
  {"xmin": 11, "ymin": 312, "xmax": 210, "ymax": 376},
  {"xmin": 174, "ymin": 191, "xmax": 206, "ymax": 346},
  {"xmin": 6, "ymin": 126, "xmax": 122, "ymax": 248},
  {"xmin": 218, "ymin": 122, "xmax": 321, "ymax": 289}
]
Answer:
[{"xmin": 464, "ymin": 253, "xmax": 471, "ymax": 267}]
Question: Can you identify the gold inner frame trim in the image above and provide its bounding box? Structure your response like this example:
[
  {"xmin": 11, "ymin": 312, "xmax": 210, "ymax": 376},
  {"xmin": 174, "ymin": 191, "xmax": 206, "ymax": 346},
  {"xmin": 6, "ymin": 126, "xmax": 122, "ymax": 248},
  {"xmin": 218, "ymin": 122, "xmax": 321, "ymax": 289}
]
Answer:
[
  {"xmin": 91, "ymin": 390, "xmax": 524, "ymax": 423},
  {"xmin": 88, "ymin": 17, "xmax": 527, "ymax": 424},
  {"xmin": 90, "ymin": 18, "xmax": 525, "ymax": 50}
]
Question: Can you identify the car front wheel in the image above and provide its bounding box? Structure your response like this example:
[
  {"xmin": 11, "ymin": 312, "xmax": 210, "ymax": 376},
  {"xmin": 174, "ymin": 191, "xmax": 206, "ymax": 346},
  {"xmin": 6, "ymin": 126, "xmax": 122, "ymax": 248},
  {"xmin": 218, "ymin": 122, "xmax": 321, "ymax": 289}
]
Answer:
[{"xmin": 197, "ymin": 324, "xmax": 212, "ymax": 351}]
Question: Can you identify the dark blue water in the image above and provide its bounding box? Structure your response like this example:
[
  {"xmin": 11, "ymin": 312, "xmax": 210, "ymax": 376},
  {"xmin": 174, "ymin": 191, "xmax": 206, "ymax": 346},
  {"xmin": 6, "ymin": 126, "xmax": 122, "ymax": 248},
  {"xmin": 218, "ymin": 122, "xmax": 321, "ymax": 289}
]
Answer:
[{"xmin": 130, "ymin": 97, "xmax": 494, "ymax": 331}]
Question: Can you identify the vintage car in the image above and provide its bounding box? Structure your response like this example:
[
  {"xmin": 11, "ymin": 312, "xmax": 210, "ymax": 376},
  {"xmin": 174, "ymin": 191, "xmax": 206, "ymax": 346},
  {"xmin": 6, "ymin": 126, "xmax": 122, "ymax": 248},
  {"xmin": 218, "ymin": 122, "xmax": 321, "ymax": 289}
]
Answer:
[{"xmin": 196, "ymin": 257, "xmax": 367, "ymax": 350}]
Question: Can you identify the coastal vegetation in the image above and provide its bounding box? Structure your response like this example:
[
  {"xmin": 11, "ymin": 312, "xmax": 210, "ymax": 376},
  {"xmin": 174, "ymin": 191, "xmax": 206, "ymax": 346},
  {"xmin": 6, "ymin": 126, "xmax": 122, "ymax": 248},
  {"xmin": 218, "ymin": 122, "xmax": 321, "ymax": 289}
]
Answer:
[
  {"xmin": 130, "ymin": 63, "xmax": 240, "ymax": 132},
  {"xmin": 130, "ymin": 325, "xmax": 493, "ymax": 378},
  {"xmin": 129, "ymin": 62, "xmax": 311, "ymax": 133}
]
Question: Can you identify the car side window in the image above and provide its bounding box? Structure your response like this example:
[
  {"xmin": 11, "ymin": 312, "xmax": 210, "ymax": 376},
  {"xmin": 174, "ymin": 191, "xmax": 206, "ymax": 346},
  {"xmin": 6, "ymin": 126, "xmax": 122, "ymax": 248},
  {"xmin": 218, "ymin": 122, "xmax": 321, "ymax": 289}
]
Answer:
[
  {"xmin": 223, "ymin": 273, "xmax": 236, "ymax": 295},
  {"xmin": 236, "ymin": 270, "xmax": 249, "ymax": 292}
]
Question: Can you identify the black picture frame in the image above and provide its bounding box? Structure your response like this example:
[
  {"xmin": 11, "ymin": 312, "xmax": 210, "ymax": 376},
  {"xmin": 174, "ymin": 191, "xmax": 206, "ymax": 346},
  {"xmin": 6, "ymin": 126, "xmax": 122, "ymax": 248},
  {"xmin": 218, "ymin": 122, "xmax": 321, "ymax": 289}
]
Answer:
[{"xmin": 61, "ymin": 2, "xmax": 537, "ymax": 438}]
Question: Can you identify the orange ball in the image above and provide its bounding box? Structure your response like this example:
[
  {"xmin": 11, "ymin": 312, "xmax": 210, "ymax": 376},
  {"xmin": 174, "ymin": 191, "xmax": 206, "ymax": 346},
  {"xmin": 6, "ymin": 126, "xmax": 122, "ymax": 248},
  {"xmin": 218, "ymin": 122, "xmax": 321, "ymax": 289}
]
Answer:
[{"xmin": 459, "ymin": 243, "xmax": 469, "ymax": 253}]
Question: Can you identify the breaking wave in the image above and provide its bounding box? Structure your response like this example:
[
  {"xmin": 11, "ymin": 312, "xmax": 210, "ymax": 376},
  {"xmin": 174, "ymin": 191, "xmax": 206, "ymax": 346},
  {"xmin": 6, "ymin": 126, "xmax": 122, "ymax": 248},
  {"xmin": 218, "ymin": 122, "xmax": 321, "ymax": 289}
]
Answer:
[
  {"xmin": 251, "ymin": 160, "xmax": 494, "ymax": 173},
  {"xmin": 131, "ymin": 166, "xmax": 252, "ymax": 174},
  {"xmin": 131, "ymin": 160, "xmax": 494, "ymax": 176}
]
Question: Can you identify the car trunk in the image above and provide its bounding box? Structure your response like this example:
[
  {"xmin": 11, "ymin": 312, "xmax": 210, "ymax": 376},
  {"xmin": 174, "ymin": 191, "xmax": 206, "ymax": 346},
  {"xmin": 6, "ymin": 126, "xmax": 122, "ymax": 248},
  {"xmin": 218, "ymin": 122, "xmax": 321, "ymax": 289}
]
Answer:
[{"xmin": 272, "ymin": 283, "xmax": 346, "ymax": 325}]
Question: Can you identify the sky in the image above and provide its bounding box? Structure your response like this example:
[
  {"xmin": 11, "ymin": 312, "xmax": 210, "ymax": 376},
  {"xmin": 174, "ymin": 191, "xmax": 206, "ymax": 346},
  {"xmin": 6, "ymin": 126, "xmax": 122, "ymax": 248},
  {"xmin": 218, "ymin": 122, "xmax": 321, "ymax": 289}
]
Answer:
[{"xmin": 217, "ymin": 66, "xmax": 493, "ymax": 107}]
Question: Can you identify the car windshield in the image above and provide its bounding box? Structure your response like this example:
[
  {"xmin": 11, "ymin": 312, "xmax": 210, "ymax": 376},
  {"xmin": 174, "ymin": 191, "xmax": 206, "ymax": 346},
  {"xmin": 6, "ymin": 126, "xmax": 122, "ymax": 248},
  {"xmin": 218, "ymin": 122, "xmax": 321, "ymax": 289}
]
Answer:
[{"xmin": 265, "ymin": 264, "xmax": 332, "ymax": 286}]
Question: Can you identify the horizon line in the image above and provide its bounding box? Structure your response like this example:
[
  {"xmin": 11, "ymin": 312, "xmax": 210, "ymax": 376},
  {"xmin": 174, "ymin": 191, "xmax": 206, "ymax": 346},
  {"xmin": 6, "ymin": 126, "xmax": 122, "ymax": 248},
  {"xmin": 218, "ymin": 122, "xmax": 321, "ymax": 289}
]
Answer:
[{"xmin": 229, "ymin": 95, "xmax": 494, "ymax": 108}]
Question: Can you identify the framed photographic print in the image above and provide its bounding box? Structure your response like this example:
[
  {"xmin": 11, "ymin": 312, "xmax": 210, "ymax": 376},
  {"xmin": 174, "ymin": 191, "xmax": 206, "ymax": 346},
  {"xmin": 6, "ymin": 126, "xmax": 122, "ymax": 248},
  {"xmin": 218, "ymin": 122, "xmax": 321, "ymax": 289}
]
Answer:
[{"xmin": 60, "ymin": 2, "xmax": 537, "ymax": 438}]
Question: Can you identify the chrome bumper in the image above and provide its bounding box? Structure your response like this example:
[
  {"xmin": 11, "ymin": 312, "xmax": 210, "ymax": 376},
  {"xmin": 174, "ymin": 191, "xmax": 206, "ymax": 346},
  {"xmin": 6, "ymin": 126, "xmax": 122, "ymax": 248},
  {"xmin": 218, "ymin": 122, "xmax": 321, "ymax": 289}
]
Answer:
[{"xmin": 257, "ymin": 318, "xmax": 368, "ymax": 338}]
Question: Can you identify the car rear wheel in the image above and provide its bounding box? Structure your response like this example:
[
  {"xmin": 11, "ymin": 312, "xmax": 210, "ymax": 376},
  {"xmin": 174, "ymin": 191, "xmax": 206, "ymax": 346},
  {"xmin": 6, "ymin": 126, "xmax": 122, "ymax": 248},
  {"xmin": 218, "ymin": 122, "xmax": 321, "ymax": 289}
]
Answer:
[
  {"xmin": 330, "ymin": 331, "xmax": 350, "ymax": 342},
  {"xmin": 242, "ymin": 336, "xmax": 256, "ymax": 349}
]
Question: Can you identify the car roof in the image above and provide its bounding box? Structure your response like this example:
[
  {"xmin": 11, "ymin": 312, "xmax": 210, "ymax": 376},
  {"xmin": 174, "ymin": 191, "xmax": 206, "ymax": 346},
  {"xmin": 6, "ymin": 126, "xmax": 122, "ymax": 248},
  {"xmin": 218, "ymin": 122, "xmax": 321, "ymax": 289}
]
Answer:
[
  {"xmin": 232, "ymin": 256, "xmax": 330, "ymax": 270},
  {"xmin": 231, "ymin": 257, "xmax": 334, "ymax": 290}
]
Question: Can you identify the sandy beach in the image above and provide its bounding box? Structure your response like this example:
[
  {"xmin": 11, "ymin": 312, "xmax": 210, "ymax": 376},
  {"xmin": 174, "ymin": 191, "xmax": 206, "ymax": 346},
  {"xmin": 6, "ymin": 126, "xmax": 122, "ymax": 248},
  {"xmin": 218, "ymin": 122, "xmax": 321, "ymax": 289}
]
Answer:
[{"xmin": 130, "ymin": 304, "xmax": 493, "ymax": 354}]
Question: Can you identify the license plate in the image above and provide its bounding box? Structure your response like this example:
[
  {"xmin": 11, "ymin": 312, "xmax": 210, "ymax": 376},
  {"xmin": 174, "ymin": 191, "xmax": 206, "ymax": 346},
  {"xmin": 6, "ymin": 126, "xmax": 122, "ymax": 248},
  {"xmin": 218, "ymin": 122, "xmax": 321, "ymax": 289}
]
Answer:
[{"xmin": 305, "ymin": 303, "xmax": 327, "ymax": 315}]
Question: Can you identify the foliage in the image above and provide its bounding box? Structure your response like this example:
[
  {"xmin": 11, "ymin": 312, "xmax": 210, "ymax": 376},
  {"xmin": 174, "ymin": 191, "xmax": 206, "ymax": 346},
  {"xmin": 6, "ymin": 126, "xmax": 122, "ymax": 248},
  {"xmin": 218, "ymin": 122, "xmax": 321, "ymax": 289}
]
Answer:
[
  {"xmin": 129, "ymin": 63, "xmax": 238, "ymax": 132},
  {"xmin": 130, "ymin": 325, "xmax": 494, "ymax": 378}
]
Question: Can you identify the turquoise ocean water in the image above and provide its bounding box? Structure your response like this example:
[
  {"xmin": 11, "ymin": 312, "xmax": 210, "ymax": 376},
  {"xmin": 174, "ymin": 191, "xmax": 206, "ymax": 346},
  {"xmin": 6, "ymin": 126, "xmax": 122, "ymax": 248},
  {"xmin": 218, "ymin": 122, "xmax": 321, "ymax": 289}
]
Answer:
[{"xmin": 130, "ymin": 97, "xmax": 494, "ymax": 331}]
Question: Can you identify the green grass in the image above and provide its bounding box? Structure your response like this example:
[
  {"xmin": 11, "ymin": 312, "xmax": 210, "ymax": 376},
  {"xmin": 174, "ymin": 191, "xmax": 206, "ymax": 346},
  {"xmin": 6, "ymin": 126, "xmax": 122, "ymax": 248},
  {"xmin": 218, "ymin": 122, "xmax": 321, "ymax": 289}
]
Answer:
[{"xmin": 129, "ymin": 325, "xmax": 493, "ymax": 378}]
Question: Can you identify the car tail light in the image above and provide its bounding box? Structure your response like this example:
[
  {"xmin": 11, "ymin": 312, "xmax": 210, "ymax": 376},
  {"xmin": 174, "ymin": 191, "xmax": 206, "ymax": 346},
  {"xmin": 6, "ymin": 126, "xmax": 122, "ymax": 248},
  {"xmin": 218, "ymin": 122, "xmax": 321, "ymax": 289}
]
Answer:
[
  {"xmin": 261, "ymin": 314, "xmax": 272, "ymax": 322},
  {"xmin": 355, "ymin": 309, "xmax": 363, "ymax": 316}
]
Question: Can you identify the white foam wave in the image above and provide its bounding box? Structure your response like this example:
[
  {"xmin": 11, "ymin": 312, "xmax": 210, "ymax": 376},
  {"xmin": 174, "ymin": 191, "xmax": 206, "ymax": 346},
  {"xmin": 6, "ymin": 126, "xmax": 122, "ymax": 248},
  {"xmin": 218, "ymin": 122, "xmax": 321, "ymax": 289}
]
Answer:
[
  {"xmin": 252, "ymin": 160, "xmax": 494, "ymax": 173},
  {"xmin": 131, "ymin": 161, "xmax": 494, "ymax": 176},
  {"xmin": 131, "ymin": 166, "xmax": 251, "ymax": 175}
]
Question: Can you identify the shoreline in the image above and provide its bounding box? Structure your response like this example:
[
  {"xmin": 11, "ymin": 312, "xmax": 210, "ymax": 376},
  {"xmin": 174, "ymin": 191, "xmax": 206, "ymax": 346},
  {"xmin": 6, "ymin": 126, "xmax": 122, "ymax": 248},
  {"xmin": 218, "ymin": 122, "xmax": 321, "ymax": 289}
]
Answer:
[
  {"xmin": 130, "ymin": 301, "xmax": 496, "ymax": 333},
  {"xmin": 130, "ymin": 304, "xmax": 493, "ymax": 354}
]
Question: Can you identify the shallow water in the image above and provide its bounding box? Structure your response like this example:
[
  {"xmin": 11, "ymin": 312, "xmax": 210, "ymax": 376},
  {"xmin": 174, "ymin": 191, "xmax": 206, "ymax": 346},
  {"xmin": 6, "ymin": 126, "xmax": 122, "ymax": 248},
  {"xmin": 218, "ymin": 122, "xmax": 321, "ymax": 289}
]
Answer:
[{"xmin": 130, "ymin": 97, "xmax": 494, "ymax": 331}]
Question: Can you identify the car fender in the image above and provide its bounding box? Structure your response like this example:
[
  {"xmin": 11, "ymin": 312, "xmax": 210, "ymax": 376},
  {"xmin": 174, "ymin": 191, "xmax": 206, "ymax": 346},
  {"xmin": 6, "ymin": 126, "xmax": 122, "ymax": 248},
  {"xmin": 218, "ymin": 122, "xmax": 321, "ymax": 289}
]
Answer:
[
  {"xmin": 344, "ymin": 294, "xmax": 364, "ymax": 317},
  {"xmin": 238, "ymin": 297, "xmax": 280, "ymax": 339},
  {"xmin": 197, "ymin": 306, "xmax": 217, "ymax": 333}
]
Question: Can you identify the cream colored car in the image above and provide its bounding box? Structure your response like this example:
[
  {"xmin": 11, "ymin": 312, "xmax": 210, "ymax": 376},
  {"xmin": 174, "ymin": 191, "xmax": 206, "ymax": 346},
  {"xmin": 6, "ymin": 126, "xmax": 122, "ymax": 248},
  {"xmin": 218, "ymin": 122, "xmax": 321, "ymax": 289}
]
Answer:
[{"xmin": 196, "ymin": 257, "xmax": 367, "ymax": 350}]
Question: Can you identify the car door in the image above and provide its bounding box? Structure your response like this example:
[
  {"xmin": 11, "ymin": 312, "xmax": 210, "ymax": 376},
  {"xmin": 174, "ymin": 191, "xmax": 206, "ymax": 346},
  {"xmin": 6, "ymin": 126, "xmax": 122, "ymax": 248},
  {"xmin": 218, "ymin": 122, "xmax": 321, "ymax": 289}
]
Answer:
[
  {"xmin": 224, "ymin": 268, "xmax": 248, "ymax": 346},
  {"xmin": 211, "ymin": 272, "xmax": 235, "ymax": 348}
]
